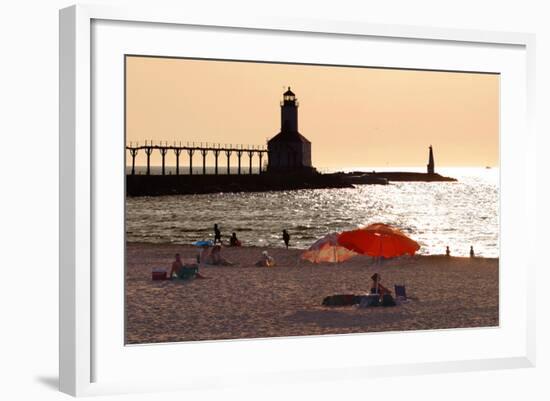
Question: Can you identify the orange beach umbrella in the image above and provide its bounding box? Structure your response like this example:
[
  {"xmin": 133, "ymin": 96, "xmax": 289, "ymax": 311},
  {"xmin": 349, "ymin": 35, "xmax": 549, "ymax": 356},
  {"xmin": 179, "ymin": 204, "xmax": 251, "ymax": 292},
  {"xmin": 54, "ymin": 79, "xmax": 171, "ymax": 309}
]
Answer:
[
  {"xmin": 337, "ymin": 223, "xmax": 420, "ymax": 258},
  {"xmin": 301, "ymin": 233, "xmax": 358, "ymax": 263}
]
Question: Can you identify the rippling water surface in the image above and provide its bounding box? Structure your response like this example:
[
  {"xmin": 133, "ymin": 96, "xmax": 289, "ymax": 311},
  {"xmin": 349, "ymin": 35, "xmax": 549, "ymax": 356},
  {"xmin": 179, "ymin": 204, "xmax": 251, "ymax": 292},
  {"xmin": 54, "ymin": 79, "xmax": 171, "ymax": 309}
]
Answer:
[{"xmin": 126, "ymin": 167, "xmax": 499, "ymax": 257}]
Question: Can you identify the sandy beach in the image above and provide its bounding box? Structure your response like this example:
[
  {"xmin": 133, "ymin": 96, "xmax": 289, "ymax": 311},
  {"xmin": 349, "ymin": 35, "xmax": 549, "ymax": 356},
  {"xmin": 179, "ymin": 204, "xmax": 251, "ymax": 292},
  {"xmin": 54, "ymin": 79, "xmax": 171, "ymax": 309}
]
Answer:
[{"xmin": 125, "ymin": 242, "xmax": 498, "ymax": 344}]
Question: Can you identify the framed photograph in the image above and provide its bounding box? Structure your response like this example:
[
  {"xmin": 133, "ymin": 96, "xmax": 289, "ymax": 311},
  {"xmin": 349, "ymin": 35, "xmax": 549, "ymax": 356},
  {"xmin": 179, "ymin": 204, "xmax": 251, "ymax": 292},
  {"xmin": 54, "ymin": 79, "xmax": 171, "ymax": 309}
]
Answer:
[{"xmin": 59, "ymin": 4, "xmax": 536, "ymax": 397}]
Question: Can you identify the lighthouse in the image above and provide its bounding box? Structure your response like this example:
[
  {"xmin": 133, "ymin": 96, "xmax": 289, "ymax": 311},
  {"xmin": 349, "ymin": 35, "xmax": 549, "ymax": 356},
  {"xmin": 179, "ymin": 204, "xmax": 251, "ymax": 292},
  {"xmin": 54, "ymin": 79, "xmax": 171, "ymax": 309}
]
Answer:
[
  {"xmin": 267, "ymin": 87, "xmax": 314, "ymax": 173},
  {"xmin": 281, "ymin": 87, "xmax": 299, "ymax": 132},
  {"xmin": 427, "ymin": 145, "xmax": 435, "ymax": 174}
]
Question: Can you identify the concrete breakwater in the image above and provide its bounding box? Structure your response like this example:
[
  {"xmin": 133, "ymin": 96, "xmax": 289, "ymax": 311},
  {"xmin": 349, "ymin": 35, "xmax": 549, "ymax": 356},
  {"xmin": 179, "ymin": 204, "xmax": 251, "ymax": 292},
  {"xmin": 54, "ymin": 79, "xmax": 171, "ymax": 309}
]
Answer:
[
  {"xmin": 339, "ymin": 171, "xmax": 457, "ymax": 184},
  {"xmin": 126, "ymin": 171, "xmax": 457, "ymax": 196},
  {"xmin": 126, "ymin": 172, "xmax": 352, "ymax": 196}
]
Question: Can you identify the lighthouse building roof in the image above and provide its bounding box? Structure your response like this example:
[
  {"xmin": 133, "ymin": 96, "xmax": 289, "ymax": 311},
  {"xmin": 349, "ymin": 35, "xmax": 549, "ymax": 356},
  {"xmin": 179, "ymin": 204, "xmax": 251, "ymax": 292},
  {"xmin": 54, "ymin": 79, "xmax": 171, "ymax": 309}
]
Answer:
[
  {"xmin": 268, "ymin": 130, "xmax": 310, "ymax": 144},
  {"xmin": 283, "ymin": 87, "xmax": 295, "ymax": 97}
]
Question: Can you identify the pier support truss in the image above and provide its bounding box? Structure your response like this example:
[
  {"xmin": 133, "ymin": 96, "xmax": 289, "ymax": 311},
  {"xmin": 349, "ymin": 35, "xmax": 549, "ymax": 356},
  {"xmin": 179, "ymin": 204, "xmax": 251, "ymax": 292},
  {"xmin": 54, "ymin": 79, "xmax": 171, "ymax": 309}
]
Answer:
[{"xmin": 126, "ymin": 141, "xmax": 267, "ymax": 176}]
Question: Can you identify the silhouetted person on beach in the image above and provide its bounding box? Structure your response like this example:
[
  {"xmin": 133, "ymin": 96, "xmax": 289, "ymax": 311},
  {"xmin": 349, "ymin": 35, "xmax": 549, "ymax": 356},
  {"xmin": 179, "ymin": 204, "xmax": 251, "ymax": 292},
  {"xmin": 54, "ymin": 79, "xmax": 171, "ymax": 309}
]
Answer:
[
  {"xmin": 282, "ymin": 229, "xmax": 290, "ymax": 249},
  {"xmin": 230, "ymin": 232, "xmax": 241, "ymax": 247},
  {"xmin": 470, "ymin": 246, "xmax": 475, "ymax": 258},
  {"xmin": 207, "ymin": 244, "xmax": 234, "ymax": 266},
  {"xmin": 214, "ymin": 224, "xmax": 221, "ymax": 244},
  {"xmin": 446, "ymin": 246, "xmax": 451, "ymax": 257},
  {"xmin": 370, "ymin": 273, "xmax": 390, "ymax": 296}
]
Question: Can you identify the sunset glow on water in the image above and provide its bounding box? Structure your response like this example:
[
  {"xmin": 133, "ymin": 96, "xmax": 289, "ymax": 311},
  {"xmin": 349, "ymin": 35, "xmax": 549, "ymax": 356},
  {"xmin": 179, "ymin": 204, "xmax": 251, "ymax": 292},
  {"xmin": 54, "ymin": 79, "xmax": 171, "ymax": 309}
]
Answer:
[{"xmin": 126, "ymin": 167, "xmax": 498, "ymax": 257}]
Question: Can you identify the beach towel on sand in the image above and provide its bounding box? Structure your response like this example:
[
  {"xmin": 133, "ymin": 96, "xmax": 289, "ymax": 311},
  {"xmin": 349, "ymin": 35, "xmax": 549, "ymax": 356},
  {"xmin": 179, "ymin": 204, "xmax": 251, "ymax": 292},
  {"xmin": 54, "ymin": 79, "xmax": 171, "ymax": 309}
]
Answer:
[
  {"xmin": 322, "ymin": 293, "xmax": 398, "ymax": 308},
  {"xmin": 380, "ymin": 294, "xmax": 396, "ymax": 307},
  {"xmin": 322, "ymin": 294, "xmax": 361, "ymax": 306},
  {"xmin": 357, "ymin": 294, "xmax": 397, "ymax": 307},
  {"xmin": 358, "ymin": 294, "xmax": 381, "ymax": 307}
]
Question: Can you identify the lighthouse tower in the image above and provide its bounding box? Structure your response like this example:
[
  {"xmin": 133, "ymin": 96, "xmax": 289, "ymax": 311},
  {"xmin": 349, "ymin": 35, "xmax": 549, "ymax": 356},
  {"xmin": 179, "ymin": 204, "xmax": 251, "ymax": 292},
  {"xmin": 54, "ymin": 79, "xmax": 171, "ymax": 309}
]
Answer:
[
  {"xmin": 267, "ymin": 87, "xmax": 313, "ymax": 173},
  {"xmin": 427, "ymin": 145, "xmax": 435, "ymax": 174},
  {"xmin": 281, "ymin": 87, "xmax": 299, "ymax": 132}
]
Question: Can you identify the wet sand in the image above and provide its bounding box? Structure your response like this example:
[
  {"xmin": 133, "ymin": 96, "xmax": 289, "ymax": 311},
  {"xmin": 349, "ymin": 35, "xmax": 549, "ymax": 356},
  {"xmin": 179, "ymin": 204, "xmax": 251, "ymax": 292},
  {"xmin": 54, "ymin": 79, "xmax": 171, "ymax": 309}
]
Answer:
[{"xmin": 126, "ymin": 243, "xmax": 498, "ymax": 344}]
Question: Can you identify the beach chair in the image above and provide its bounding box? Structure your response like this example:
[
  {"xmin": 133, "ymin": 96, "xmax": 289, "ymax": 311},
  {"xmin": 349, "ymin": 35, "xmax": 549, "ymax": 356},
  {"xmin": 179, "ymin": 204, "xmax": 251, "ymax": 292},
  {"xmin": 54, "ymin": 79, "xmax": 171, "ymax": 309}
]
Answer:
[
  {"xmin": 177, "ymin": 266, "xmax": 198, "ymax": 280},
  {"xmin": 394, "ymin": 285, "xmax": 407, "ymax": 300},
  {"xmin": 176, "ymin": 259, "xmax": 200, "ymax": 280}
]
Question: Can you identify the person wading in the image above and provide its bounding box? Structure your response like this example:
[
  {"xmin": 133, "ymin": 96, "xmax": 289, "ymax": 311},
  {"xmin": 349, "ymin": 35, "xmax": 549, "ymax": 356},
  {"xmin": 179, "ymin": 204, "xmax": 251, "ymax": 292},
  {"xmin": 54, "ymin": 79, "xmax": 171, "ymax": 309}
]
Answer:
[
  {"xmin": 213, "ymin": 224, "xmax": 222, "ymax": 244},
  {"xmin": 282, "ymin": 229, "xmax": 290, "ymax": 249}
]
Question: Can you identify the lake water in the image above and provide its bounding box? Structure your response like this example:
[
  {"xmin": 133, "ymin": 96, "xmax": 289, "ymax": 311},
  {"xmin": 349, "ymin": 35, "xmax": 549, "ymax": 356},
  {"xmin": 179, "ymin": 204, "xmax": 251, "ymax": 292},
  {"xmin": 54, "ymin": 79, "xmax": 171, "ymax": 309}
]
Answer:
[{"xmin": 126, "ymin": 167, "xmax": 499, "ymax": 257}]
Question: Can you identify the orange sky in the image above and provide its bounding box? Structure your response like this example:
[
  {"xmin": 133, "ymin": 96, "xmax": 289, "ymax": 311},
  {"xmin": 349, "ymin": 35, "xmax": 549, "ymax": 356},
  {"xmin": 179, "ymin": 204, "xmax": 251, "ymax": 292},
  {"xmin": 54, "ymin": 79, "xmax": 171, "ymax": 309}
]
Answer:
[{"xmin": 126, "ymin": 56, "xmax": 499, "ymax": 168}]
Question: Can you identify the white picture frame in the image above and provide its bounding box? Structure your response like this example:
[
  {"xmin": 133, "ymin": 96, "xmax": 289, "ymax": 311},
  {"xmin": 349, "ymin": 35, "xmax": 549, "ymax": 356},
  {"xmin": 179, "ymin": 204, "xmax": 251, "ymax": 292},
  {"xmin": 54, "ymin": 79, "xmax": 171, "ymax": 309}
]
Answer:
[{"xmin": 59, "ymin": 4, "xmax": 536, "ymax": 397}]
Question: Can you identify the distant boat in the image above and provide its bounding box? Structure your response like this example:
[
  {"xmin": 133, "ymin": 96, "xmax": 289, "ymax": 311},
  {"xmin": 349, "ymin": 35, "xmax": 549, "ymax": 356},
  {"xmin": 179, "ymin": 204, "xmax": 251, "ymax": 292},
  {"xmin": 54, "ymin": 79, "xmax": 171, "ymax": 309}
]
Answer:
[{"xmin": 485, "ymin": 166, "xmax": 492, "ymax": 169}]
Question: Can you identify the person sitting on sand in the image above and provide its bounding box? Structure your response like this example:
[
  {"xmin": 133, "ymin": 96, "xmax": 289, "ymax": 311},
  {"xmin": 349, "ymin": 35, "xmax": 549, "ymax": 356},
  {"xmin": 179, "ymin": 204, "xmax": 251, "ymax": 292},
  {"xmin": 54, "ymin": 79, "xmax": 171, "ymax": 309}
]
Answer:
[
  {"xmin": 470, "ymin": 245, "xmax": 475, "ymax": 258},
  {"xmin": 282, "ymin": 229, "xmax": 290, "ymax": 249},
  {"xmin": 169, "ymin": 253, "xmax": 207, "ymax": 279},
  {"xmin": 370, "ymin": 273, "xmax": 391, "ymax": 295},
  {"xmin": 255, "ymin": 250, "xmax": 275, "ymax": 267},
  {"xmin": 446, "ymin": 246, "xmax": 451, "ymax": 257},
  {"xmin": 206, "ymin": 244, "xmax": 234, "ymax": 266},
  {"xmin": 230, "ymin": 232, "xmax": 241, "ymax": 247},
  {"xmin": 169, "ymin": 253, "xmax": 184, "ymax": 279}
]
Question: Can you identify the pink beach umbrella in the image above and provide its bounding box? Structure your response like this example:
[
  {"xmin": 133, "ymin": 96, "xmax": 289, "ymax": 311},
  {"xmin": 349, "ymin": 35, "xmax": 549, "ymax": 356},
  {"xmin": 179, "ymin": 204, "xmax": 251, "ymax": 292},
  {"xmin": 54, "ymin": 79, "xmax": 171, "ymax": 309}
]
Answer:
[{"xmin": 301, "ymin": 233, "xmax": 358, "ymax": 263}]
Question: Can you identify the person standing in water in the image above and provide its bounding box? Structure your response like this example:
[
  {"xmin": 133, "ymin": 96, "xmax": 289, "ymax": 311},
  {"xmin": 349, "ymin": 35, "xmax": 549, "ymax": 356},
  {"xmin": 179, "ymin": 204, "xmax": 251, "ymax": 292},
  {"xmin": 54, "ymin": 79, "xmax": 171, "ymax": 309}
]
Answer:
[
  {"xmin": 470, "ymin": 246, "xmax": 475, "ymax": 258},
  {"xmin": 446, "ymin": 246, "xmax": 451, "ymax": 257},
  {"xmin": 282, "ymin": 229, "xmax": 290, "ymax": 249},
  {"xmin": 213, "ymin": 224, "xmax": 222, "ymax": 244}
]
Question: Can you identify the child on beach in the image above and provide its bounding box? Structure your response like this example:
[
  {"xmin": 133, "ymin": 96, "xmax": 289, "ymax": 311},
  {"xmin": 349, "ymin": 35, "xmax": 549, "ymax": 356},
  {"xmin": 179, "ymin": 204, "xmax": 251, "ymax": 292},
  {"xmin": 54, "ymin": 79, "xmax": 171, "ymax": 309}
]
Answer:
[
  {"xmin": 470, "ymin": 246, "xmax": 475, "ymax": 258},
  {"xmin": 255, "ymin": 251, "xmax": 275, "ymax": 267},
  {"xmin": 446, "ymin": 246, "xmax": 451, "ymax": 257},
  {"xmin": 230, "ymin": 232, "xmax": 241, "ymax": 247}
]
